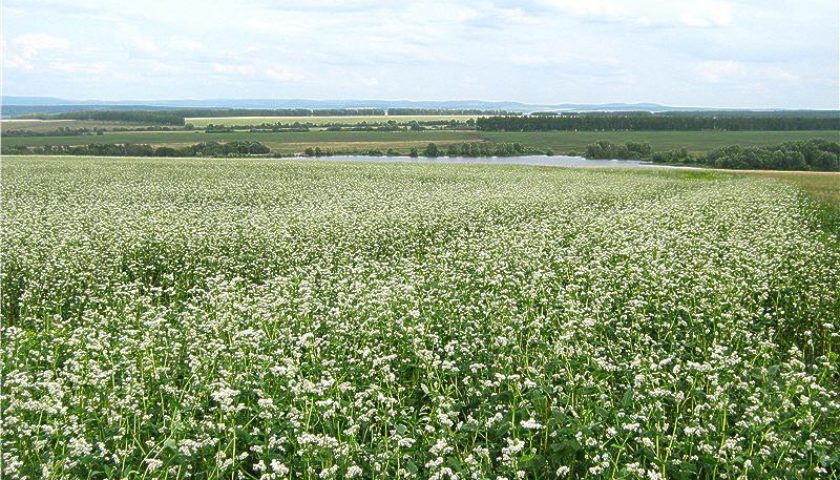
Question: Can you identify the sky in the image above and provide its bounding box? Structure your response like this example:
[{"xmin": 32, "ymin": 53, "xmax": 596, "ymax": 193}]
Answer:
[{"xmin": 2, "ymin": 0, "xmax": 838, "ymax": 108}]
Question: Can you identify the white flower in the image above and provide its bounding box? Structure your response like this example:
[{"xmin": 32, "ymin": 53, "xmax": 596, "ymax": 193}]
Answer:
[
  {"xmin": 346, "ymin": 465, "xmax": 363, "ymax": 478},
  {"xmin": 271, "ymin": 460, "xmax": 289, "ymax": 476},
  {"xmin": 521, "ymin": 418, "xmax": 543, "ymax": 430},
  {"xmin": 398, "ymin": 437, "xmax": 416, "ymax": 447},
  {"xmin": 144, "ymin": 458, "xmax": 163, "ymax": 472}
]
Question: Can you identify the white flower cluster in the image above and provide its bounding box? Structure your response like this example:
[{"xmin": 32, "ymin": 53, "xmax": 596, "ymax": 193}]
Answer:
[{"xmin": 2, "ymin": 156, "xmax": 838, "ymax": 479}]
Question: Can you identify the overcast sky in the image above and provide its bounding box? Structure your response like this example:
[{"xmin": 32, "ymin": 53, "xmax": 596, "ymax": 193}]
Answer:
[{"xmin": 2, "ymin": 0, "xmax": 838, "ymax": 108}]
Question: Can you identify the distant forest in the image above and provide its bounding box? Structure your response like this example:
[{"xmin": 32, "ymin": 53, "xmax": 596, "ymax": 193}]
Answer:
[
  {"xmin": 477, "ymin": 114, "xmax": 840, "ymax": 131},
  {"xmin": 387, "ymin": 108, "xmax": 515, "ymax": 115},
  {"xmin": 23, "ymin": 111, "xmax": 187, "ymax": 126}
]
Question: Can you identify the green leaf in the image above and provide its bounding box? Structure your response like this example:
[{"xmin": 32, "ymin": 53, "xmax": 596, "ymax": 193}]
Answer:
[
  {"xmin": 404, "ymin": 460, "xmax": 419, "ymax": 474},
  {"xmin": 622, "ymin": 388, "xmax": 634, "ymax": 408}
]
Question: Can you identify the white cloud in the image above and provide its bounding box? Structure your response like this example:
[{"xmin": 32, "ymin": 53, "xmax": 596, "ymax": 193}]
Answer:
[
  {"xmin": 508, "ymin": 54, "xmax": 558, "ymax": 67},
  {"xmin": 265, "ymin": 65, "xmax": 304, "ymax": 82},
  {"xmin": 353, "ymin": 73, "xmax": 380, "ymax": 87},
  {"xmin": 542, "ymin": 0, "xmax": 626, "ymax": 19},
  {"xmin": 212, "ymin": 62, "xmax": 255, "ymax": 76},
  {"xmin": 681, "ymin": 1, "xmax": 733, "ymax": 27},
  {"xmin": 171, "ymin": 38, "xmax": 203, "ymax": 52},
  {"xmin": 13, "ymin": 33, "xmax": 70, "ymax": 57},
  {"xmin": 4, "ymin": 33, "xmax": 69, "ymax": 69},
  {"xmin": 696, "ymin": 60, "xmax": 746, "ymax": 82},
  {"xmin": 129, "ymin": 36, "xmax": 205, "ymax": 58},
  {"xmin": 210, "ymin": 63, "xmax": 304, "ymax": 82},
  {"xmin": 537, "ymin": 0, "xmax": 736, "ymax": 28},
  {"xmin": 48, "ymin": 62, "xmax": 107, "ymax": 74},
  {"xmin": 2, "ymin": 40, "xmax": 30, "ymax": 69},
  {"xmin": 0, "ymin": 0, "xmax": 836, "ymax": 107},
  {"xmin": 696, "ymin": 61, "xmax": 804, "ymax": 88},
  {"xmin": 133, "ymin": 37, "xmax": 161, "ymax": 54}
]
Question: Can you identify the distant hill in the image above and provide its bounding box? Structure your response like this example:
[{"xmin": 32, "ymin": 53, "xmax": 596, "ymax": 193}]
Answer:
[{"xmin": 2, "ymin": 96, "xmax": 835, "ymax": 117}]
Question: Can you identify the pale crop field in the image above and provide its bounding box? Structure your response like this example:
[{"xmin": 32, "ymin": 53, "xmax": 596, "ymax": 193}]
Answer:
[{"xmin": 2, "ymin": 156, "xmax": 838, "ymax": 479}]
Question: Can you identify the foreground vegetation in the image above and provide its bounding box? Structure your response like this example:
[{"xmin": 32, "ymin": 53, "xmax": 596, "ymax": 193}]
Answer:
[
  {"xmin": 2, "ymin": 156, "xmax": 838, "ymax": 479},
  {"xmin": 730, "ymin": 170, "xmax": 840, "ymax": 235}
]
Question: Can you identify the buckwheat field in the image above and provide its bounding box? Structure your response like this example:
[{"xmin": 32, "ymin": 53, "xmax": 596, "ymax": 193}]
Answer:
[{"xmin": 2, "ymin": 156, "xmax": 838, "ymax": 480}]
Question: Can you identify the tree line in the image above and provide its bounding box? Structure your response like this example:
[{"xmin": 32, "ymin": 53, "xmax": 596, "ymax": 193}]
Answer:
[
  {"xmin": 180, "ymin": 108, "xmax": 515, "ymax": 118},
  {"xmin": 585, "ymin": 139, "xmax": 839, "ymax": 171},
  {"xmin": 2, "ymin": 141, "xmax": 270, "ymax": 157},
  {"xmin": 477, "ymin": 114, "xmax": 840, "ymax": 131},
  {"xmin": 26, "ymin": 111, "xmax": 187, "ymax": 125},
  {"xmin": 175, "ymin": 108, "xmax": 388, "ymax": 118},
  {"xmin": 20, "ymin": 109, "xmax": 392, "ymax": 126},
  {"xmin": 655, "ymin": 140, "xmax": 839, "ymax": 171},
  {"xmin": 302, "ymin": 142, "xmax": 536, "ymax": 158},
  {"xmin": 420, "ymin": 142, "xmax": 534, "ymax": 157},
  {"xmin": 202, "ymin": 119, "xmax": 476, "ymax": 132},
  {"xmin": 532, "ymin": 110, "xmax": 840, "ymax": 118},
  {"xmin": 3, "ymin": 125, "xmax": 184, "ymax": 137},
  {"xmin": 386, "ymin": 109, "xmax": 517, "ymax": 116},
  {"xmin": 584, "ymin": 141, "xmax": 652, "ymax": 160}
]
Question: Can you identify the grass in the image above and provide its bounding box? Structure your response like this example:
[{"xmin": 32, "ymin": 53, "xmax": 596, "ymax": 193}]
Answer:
[
  {"xmin": 478, "ymin": 130, "xmax": 840, "ymax": 154},
  {"xmin": 1, "ymin": 119, "xmax": 157, "ymax": 133},
  {"xmin": 733, "ymin": 170, "xmax": 840, "ymax": 204},
  {"xmin": 733, "ymin": 170, "xmax": 840, "ymax": 236},
  {"xmin": 4, "ymin": 128, "xmax": 838, "ymax": 156},
  {"xmin": 0, "ymin": 129, "xmax": 482, "ymax": 150},
  {"xmin": 2, "ymin": 155, "xmax": 838, "ymax": 479}
]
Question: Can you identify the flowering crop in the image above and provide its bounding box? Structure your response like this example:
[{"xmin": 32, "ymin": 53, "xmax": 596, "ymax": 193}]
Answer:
[{"xmin": 2, "ymin": 156, "xmax": 838, "ymax": 479}]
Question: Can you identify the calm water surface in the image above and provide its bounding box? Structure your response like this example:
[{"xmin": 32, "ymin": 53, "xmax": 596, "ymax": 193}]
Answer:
[{"xmin": 295, "ymin": 155, "xmax": 693, "ymax": 168}]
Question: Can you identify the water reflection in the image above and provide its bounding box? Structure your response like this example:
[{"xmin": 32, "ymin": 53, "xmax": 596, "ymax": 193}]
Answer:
[{"xmin": 296, "ymin": 155, "xmax": 662, "ymax": 168}]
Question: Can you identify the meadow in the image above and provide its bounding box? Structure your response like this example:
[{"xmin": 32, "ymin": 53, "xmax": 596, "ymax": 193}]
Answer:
[
  {"xmin": 1, "ymin": 119, "xmax": 147, "ymax": 134},
  {"xmin": 0, "ymin": 130, "xmax": 480, "ymax": 152},
  {"xmin": 3, "ymin": 127, "xmax": 838, "ymax": 156},
  {"xmin": 2, "ymin": 155, "xmax": 838, "ymax": 479}
]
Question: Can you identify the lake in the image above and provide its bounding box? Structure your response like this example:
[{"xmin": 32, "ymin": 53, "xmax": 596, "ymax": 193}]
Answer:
[{"xmin": 295, "ymin": 155, "xmax": 690, "ymax": 168}]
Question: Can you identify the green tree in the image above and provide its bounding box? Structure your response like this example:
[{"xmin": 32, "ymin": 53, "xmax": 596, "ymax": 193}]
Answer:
[{"xmin": 423, "ymin": 143, "xmax": 440, "ymax": 157}]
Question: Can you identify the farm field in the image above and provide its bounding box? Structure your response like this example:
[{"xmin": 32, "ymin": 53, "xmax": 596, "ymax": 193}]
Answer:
[
  {"xmin": 2, "ymin": 155, "xmax": 838, "ymax": 479},
  {"xmin": 1, "ymin": 118, "xmax": 155, "ymax": 134},
  {"xmin": 478, "ymin": 130, "xmax": 840, "ymax": 154},
  {"xmin": 728, "ymin": 170, "xmax": 840, "ymax": 234},
  {"xmin": 729, "ymin": 170, "xmax": 840, "ymax": 204},
  {"xmin": 0, "ymin": 129, "xmax": 481, "ymax": 151},
  {"xmin": 3, "ymin": 128, "xmax": 838, "ymax": 156}
]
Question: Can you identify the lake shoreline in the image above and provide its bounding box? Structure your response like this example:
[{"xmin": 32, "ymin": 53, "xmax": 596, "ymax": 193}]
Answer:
[{"xmin": 289, "ymin": 154, "xmax": 704, "ymax": 169}]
